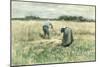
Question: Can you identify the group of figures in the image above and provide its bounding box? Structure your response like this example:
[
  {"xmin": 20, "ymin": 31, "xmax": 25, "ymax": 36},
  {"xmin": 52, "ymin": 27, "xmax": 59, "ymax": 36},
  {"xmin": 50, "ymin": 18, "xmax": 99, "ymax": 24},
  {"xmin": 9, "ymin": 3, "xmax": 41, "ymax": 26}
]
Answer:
[{"xmin": 42, "ymin": 20, "xmax": 74, "ymax": 47}]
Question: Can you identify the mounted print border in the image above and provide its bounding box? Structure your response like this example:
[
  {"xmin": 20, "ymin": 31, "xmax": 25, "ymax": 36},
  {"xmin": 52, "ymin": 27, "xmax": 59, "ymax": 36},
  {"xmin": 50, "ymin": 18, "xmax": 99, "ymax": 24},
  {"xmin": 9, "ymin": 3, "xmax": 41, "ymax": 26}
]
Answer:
[{"xmin": 10, "ymin": 0, "xmax": 96, "ymax": 67}]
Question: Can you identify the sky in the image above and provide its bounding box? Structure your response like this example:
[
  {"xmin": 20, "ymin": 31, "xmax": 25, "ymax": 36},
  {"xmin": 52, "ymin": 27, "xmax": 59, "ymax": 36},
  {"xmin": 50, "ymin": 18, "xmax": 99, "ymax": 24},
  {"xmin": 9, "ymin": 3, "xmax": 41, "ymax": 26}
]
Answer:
[{"xmin": 12, "ymin": 1, "xmax": 95, "ymax": 20}]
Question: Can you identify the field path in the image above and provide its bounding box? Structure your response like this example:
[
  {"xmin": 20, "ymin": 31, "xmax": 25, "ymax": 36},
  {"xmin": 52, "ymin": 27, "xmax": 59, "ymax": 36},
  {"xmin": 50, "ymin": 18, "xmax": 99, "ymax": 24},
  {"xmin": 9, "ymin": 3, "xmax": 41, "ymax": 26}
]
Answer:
[{"xmin": 30, "ymin": 39, "xmax": 62, "ymax": 44}]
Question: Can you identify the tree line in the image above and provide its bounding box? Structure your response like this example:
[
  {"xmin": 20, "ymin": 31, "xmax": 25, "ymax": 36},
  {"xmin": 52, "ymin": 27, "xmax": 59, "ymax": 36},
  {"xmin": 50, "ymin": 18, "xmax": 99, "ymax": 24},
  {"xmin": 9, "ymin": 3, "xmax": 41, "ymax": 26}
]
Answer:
[{"xmin": 12, "ymin": 15, "xmax": 95, "ymax": 22}]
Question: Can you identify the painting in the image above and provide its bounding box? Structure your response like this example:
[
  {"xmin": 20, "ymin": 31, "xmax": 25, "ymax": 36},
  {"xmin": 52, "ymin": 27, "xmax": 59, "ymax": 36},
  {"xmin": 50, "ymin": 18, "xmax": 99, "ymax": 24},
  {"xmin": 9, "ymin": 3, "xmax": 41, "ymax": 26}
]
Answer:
[{"xmin": 11, "ymin": 0, "xmax": 96, "ymax": 66}]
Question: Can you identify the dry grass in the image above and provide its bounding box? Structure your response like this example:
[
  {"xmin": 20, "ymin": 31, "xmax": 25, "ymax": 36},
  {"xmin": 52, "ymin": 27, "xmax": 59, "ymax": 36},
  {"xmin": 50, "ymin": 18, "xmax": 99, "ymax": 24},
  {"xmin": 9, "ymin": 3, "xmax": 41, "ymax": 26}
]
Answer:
[{"xmin": 12, "ymin": 20, "xmax": 95, "ymax": 66}]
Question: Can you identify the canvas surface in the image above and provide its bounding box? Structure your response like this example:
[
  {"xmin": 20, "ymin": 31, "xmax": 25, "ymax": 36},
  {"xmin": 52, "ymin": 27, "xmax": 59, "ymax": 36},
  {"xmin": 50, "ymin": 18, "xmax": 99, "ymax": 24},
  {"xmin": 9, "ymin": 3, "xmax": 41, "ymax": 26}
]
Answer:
[{"xmin": 11, "ymin": 0, "xmax": 96, "ymax": 66}]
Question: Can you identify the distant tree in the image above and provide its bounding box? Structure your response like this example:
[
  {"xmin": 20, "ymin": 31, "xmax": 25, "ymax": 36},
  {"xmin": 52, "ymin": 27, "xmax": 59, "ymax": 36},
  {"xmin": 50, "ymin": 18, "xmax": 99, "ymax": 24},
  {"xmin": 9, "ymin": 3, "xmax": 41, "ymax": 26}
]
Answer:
[
  {"xmin": 25, "ymin": 16, "xmax": 40, "ymax": 20},
  {"xmin": 58, "ymin": 15, "xmax": 70, "ymax": 20},
  {"xmin": 12, "ymin": 15, "xmax": 95, "ymax": 22},
  {"xmin": 58, "ymin": 15, "xmax": 89, "ymax": 22}
]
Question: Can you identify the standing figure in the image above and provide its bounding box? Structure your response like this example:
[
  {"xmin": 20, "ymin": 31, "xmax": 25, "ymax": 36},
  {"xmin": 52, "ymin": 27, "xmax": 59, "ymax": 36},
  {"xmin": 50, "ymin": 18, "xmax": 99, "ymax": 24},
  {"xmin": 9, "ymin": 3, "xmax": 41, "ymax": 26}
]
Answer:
[
  {"xmin": 61, "ymin": 27, "xmax": 73, "ymax": 47},
  {"xmin": 42, "ymin": 20, "xmax": 53, "ymax": 39}
]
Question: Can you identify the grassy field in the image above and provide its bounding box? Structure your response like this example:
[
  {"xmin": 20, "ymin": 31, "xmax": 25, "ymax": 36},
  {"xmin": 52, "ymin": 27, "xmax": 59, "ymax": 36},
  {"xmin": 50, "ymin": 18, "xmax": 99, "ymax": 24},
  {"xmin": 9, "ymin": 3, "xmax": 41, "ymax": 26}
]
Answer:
[{"xmin": 12, "ymin": 20, "xmax": 95, "ymax": 66}]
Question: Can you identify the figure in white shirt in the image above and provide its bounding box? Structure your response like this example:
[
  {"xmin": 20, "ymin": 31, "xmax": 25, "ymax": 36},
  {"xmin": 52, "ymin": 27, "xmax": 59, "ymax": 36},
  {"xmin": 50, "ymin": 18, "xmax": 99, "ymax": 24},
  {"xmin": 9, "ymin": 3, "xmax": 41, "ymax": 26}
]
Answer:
[{"xmin": 42, "ymin": 20, "xmax": 53, "ymax": 39}]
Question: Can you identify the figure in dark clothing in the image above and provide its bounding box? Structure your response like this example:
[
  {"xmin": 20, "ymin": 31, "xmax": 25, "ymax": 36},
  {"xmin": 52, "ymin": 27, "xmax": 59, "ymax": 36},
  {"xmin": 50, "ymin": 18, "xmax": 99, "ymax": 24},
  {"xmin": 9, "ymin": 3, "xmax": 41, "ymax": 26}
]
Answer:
[
  {"xmin": 42, "ymin": 20, "xmax": 53, "ymax": 39},
  {"xmin": 61, "ymin": 27, "xmax": 74, "ymax": 47}
]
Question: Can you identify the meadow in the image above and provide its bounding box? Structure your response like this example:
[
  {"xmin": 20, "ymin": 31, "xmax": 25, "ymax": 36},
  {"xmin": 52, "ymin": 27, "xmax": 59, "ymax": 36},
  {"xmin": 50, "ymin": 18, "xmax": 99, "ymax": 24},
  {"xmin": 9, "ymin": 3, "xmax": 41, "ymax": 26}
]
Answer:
[{"xmin": 12, "ymin": 20, "xmax": 95, "ymax": 66}]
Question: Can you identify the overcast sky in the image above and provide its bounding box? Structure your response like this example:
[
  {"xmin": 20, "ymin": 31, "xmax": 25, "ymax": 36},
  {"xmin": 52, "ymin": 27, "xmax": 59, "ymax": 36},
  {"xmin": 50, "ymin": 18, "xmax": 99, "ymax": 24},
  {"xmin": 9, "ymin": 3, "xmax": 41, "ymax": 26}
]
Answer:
[{"xmin": 12, "ymin": 1, "xmax": 95, "ymax": 19}]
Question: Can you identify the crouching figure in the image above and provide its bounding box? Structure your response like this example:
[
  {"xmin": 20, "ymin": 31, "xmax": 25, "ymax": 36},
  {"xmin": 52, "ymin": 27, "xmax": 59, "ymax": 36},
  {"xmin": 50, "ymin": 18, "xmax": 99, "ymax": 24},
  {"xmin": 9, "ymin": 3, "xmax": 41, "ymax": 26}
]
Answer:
[
  {"xmin": 42, "ymin": 20, "xmax": 53, "ymax": 39},
  {"xmin": 61, "ymin": 27, "xmax": 73, "ymax": 47}
]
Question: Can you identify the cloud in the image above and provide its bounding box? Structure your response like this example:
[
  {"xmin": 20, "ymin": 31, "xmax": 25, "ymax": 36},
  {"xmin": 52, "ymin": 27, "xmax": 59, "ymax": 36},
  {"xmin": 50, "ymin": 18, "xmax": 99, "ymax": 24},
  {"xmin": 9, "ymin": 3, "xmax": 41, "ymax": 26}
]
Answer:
[{"xmin": 12, "ymin": 1, "xmax": 95, "ymax": 19}]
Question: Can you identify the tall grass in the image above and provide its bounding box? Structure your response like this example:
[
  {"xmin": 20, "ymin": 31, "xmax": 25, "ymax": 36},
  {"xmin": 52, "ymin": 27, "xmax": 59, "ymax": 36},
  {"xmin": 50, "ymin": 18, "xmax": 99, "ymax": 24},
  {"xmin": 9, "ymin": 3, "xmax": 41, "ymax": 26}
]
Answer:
[{"xmin": 12, "ymin": 20, "xmax": 95, "ymax": 66}]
